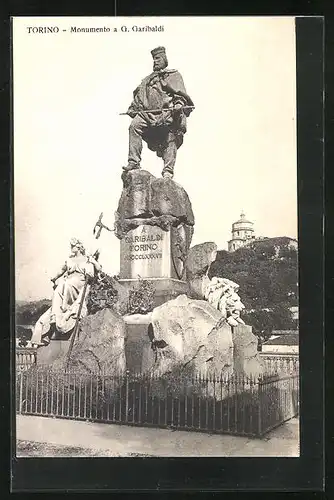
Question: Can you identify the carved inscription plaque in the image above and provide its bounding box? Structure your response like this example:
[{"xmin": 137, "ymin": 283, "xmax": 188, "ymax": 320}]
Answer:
[{"xmin": 120, "ymin": 225, "xmax": 173, "ymax": 279}]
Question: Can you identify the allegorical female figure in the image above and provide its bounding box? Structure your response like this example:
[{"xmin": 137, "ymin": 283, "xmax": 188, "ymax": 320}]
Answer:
[{"xmin": 31, "ymin": 238, "xmax": 101, "ymax": 347}]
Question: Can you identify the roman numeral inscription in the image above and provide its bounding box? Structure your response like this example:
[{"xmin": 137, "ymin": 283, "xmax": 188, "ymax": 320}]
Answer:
[{"xmin": 120, "ymin": 225, "xmax": 172, "ymax": 278}]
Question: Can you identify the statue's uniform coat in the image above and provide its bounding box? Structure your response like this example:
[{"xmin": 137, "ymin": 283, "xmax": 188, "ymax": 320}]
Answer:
[{"xmin": 127, "ymin": 69, "xmax": 194, "ymax": 175}]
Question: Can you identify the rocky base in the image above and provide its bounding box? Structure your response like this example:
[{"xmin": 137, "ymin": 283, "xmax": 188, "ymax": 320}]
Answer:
[
  {"xmin": 114, "ymin": 169, "xmax": 194, "ymax": 242},
  {"xmin": 37, "ymin": 308, "xmax": 126, "ymax": 374},
  {"xmin": 149, "ymin": 294, "xmax": 234, "ymax": 377},
  {"xmin": 232, "ymin": 324, "xmax": 264, "ymax": 377},
  {"xmin": 185, "ymin": 242, "xmax": 218, "ymax": 299},
  {"xmin": 37, "ymin": 298, "xmax": 263, "ymax": 382}
]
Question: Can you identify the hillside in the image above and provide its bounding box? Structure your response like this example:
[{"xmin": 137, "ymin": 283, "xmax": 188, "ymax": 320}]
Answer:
[
  {"xmin": 209, "ymin": 238, "xmax": 298, "ymax": 339},
  {"xmin": 16, "ymin": 299, "xmax": 51, "ymax": 327}
]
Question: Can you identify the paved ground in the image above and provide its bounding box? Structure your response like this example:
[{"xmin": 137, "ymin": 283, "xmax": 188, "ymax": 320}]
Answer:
[
  {"xmin": 16, "ymin": 440, "xmax": 148, "ymax": 457},
  {"xmin": 16, "ymin": 414, "xmax": 299, "ymax": 457}
]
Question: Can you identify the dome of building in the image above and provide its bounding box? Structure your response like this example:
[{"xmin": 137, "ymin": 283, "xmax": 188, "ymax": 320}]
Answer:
[
  {"xmin": 228, "ymin": 211, "xmax": 256, "ymax": 252},
  {"xmin": 233, "ymin": 211, "xmax": 254, "ymax": 227}
]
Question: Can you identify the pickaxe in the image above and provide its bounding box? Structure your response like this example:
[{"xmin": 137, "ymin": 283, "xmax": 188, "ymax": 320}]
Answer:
[{"xmin": 93, "ymin": 212, "xmax": 114, "ymax": 239}]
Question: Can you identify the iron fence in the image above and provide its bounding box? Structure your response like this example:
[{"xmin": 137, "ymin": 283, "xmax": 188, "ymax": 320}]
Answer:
[
  {"xmin": 15, "ymin": 349, "xmax": 299, "ymax": 376},
  {"xmin": 16, "ymin": 366, "xmax": 299, "ymax": 437}
]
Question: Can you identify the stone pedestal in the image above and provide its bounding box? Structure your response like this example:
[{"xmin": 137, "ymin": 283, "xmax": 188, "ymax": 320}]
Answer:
[
  {"xmin": 119, "ymin": 223, "xmax": 189, "ymax": 307},
  {"xmin": 37, "ymin": 338, "xmax": 71, "ymax": 365},
  {"xmin": 115, "ymin": 169, "xmax": 195, "ymax": 309},
  {"xmin": 119, "ymin": 277, "xmax": 189, "ymax": 309},
  {"xmin": 123, "ymin": 313, "xmax": 154, "ymax": 373},
  {"xmin": 36, "ymin": 328, "xmax": 72, "ymax": 365}
]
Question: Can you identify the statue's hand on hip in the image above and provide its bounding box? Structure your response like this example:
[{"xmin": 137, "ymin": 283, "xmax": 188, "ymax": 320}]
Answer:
[
  {"xmin": 173, "ymin": 102, "xmax": 183, "ymax": 114},
  {"xmin": 127, "ymin": 107, "xmax": 137, "ymax": 119}
]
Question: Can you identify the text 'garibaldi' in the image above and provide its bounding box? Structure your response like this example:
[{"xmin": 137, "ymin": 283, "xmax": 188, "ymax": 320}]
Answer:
[{"xmin": 123, "ymin": 46, "xmax": 194, "ymax": 179}]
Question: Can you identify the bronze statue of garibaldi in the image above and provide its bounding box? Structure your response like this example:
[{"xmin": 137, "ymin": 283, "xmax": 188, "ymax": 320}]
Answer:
[{"xmin": 123, "ymin": 46, "xmax": 194, "ymax": 179}]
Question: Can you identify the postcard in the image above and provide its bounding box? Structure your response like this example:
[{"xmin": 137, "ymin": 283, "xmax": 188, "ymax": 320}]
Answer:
[{"xmin": 13, "ymin": 16, "xmax": 303, "ymax": 461}]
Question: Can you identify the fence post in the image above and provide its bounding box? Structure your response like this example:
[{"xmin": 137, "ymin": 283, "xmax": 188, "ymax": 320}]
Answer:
[
  {"xmin": 18, "ymin": 371, "xmax": 23, "ymax": 414},
  {"xmin": 257, "ymin": 376, "xmax": 262, "ymax": 437},
  {"xmin": 125, "ymin": 370, "xmax": 129, "ymax": 423}
]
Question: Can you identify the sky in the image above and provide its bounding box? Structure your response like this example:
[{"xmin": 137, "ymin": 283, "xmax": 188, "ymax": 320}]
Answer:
[{"xmin": 13, "ymin": 16, "xmax": 298, "ymax": 301}]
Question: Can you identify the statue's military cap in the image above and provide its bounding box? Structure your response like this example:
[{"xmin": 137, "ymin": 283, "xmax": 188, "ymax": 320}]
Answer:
[{"xmin": 151, "ymin": 46, "xmax": 166, "ymax": 57}]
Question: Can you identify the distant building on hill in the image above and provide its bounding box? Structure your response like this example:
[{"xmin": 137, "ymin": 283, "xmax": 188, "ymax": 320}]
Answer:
[
  {"xmin": 227, "ymin": 211, "xmax": 256, "ymax": 251},
  {"xmin": 227, "ymin": 212, "xmax": 298, "ymax": 253}
]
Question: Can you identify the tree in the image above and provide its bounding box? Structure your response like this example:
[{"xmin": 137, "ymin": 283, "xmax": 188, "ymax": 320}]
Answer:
[
  {"xmin": 16, "ymin": 299, "xmax": 51, "ymax": 326},
  {"xmin": 243, "ymin": 306, "xmax": 297, "ymax": 342},
  {"xmin": 208, "ymin": 239, "xmax": 298, "ymax": 337}
]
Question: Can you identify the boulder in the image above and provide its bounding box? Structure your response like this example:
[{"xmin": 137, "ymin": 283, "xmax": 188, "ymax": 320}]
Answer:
[
  {"xmin": 150, "ymin": 177, "xmax": 194, "ymax": 224},
  {"xmin": 232, "ymin": 324, "xmax": 264, "ymax": 377},
  {"xmin": 150, "ymin": 294, "xmax": 234, "ymax": 379},
  {"xmin": 186, "ymin": 242, "xmax": 217, "ymax": 298},
  {"xmin": 50, "ymin": 308, "xmax": 126, "ymax": 374},
  {"xmin": 186, "ymin": 242, "xmax": 218, "ymax": 279},
  {"xmin": 114, "ymin": 169, "xmax": 195, "ymax": 240},
  {"xmin": 117, "ymin": 169, "xmax": 154, "ymax": 219}
]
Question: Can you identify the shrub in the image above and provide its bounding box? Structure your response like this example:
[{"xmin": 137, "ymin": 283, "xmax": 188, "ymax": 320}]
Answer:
[
  {"xmin": 87, "ymin": 271, "xmax": 119, "ymax": 315},
  {"xmin": 127, "ymin": 277, "xmax": 155, "ymax": 315}
]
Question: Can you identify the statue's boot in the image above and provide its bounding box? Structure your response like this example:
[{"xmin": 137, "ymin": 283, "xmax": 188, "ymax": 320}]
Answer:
[
  {"xmin": 40, "ymin": 333, "xmax": 51, "ymax": 346},
  {"xmin": 121, "ymin": 164, "xmax": 140, "ymax": 185},
  {"xmin": 162, "ymin": 171, "xmax": 173, "ymax": 179},
  {"xmin": 122, "ymin": 163, "xmax": 140, "ymax": 172}
]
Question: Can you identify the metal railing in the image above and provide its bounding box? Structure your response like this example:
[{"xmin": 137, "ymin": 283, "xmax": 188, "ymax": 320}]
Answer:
[
  {"xmin": 16, "ymin": 367, "xmax": 299, "ymax": 437},
  {"xmin": 16, "ymin": 348, "xmax": 37, "ymax": 371},
  {"xmin": 260, "ymin": 354, "xmax": 299, "ymax": 375}
]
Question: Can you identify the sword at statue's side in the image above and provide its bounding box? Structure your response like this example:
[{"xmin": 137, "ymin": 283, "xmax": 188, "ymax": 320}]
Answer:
[{"xmin": 119, "ymin": 105, "xmax": 195, "ymax": 116}]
